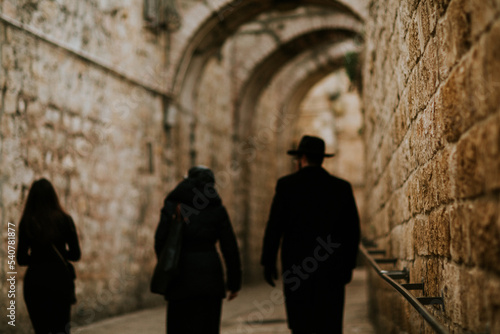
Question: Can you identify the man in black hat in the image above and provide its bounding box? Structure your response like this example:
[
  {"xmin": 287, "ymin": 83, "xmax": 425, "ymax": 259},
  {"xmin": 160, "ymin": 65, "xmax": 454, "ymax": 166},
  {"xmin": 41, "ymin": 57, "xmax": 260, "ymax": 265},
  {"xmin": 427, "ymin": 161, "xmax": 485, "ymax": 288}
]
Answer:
[{"xmin": 261, "ymin": 135, "xmax": 360, "ymax": 334}]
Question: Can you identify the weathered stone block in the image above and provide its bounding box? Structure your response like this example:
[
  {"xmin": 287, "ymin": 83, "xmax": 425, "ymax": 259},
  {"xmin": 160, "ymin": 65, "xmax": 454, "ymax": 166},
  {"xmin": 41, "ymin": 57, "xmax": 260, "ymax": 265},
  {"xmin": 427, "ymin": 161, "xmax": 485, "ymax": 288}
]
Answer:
[
  {"xmin": 460, "ymin": 268, "xmax": 490, "ymax": 331},
  {"xmin": 399, "ymin": 0, "xmax": 421, "ymax": 33},
  {"xmin": 411, "ymin": 256, "xmax": 427, "ymax": 294},
  {"xmin": 413, "ymin": 216, "xmax": 430, "ymax": 256},
  {"xmin": 0, "ymin": 66, "xmax": 5, "ymax": 91},
  {"xmin": 397, "ymin": 36, "xmax": 411, "ymax": 84},
  {"xmin": 481, "ymin": 21, "xmax": 500, "ymax": 118},
  {"xmin": 435, "ymin": 0, "xmax": 453, "ymax": 17},
  {"xmin": 436, "ymin": 0, "xmax": 470, "ymax": 82},
  {"xmin": 410, "ymin": 99, "xmax": 442, "ymax": 168},
  {"xmin": 468, "ymin": 45, "xmax": 492, "ymax": 122},
  {"xmin": 372, "ymin": 170, "xmax": 391, "ymax": 210},
  {"xmin": 416, "ymin": 0, "xmax": 431, "ymax": 54},
  {"xmin": 452, "ymin": 127, "xmax": 486, "ymax": 199},
  {"xmin": 387, "ymin": 188, "xmax": 403, "ymax": 228},
  {"xmin": 1, "ymin": 43, "xmax": 15, "ymax": 69},
  {"xmin": 425, "ymin": 257, "xmax": 443, "ymax": 297},
  {"xmin": 486, "ymin": 277, "xmax": 500, "ymax": 333},
  {"xmin": 380, "ymin": 132, "xmax": 394, "ymax": 172},
  {"xmin": 449, "ymin": 202, "xmax": 472, "ymax": 264},
  {"xmin": 442, "ymin": 262, "xmax": 464, "ymax": 326},
  {"xmin": 372, "ymin": 205, "xmax": 390, "ymax": 238},
  {"xmin": 392, "ymin": 101, "xmax": 409, "ymax": 147},
  {"xmin": 44, "ymin": 107, "xmax": 62, "ymax": 126},
  {"xmin": 406, "ymin": 67, "xmax": 419, "ymax": 121},
  {"xmin": 387, "ymin": 153, "xmax": 400, "ymax": 193},
  {"xmin": 417, "ymin": 37, "xmax": 439, "ymax": 111},
  {"xmin": 435, "ymin": 61, "xmax": 468, "ymax": 143},
  {"xmin": 423, "ymin": 0, "xmax": 439, "ymax": 34},
  {"xmin": 385, "ymin": 71, "xmax": 400, "ymax": 114},
  {"xmin": 432, "ymin": 148, "xmax": 452, "ymax": 205},
  {"xmin": 428, "ymin": 206, "xmax": 451, "ymax": 257},
  {"xmin": 3, "ymin": 89, "xmax": 18, "ymax": 115},
  {"xmin": 406, "ymin": 173, "xmax": 420, "ymax": 216},
  {"xmin": 399, "ymin": 139, "xmax": 414, "ymax": 183},
  {"xmin": 406, "ymin": 14, "xmax": 421, "ymax": 72},
  {"xmin": 390, "ymin": 224, "xmax": 403, "ymax": 258},
  {"xmin": 404, "ymin": 218, "xmax": 415, "ymax": 260},
  {"xmin": 27, "ymin": 145, "xmax": 44, "ymax": 171},
  {"xmin": 469, "ymin": 197, "xmax": 500, "ymax": 273},
  {"xmin": 482, "ymin": 113, "xmax": 500, "ymax": 191},
  {"xmin": 389, "ymin": 22, "xmax": 401, "ymax": 68},
  {"xmin": 468, "ymin": 0, "xmax": 497, "ymax": 39},
  {"xmin": 420, "ymin": 162, "xmax": 435, "ymax": 213}
]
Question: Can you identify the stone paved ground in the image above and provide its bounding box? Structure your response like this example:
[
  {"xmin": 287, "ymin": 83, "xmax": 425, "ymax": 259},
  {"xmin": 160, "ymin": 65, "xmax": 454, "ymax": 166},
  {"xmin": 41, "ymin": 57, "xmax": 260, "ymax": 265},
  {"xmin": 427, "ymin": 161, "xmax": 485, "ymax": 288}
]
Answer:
[{"xmin": 75, "ymin": 268, "xmax": 374, "ymax": 334}]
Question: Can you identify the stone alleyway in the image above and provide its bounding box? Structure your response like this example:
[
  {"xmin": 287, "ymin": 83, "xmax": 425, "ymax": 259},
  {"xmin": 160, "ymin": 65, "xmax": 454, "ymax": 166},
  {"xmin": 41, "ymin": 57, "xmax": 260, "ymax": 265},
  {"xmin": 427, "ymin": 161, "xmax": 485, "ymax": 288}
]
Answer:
[
  {"xmin": 75, "ymin": 268, "xmax": 374, "ymax": 334},
  {"xmin": 3, "ymin": 0, "xmax": 500, "ymax": 333}
]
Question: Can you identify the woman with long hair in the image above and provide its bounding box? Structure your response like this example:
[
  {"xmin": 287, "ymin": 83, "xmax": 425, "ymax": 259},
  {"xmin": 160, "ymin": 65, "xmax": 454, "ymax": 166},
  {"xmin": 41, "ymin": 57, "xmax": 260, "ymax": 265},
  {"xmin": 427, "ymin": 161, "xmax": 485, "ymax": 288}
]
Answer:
[{"xmin": 17, "ymin": 178, "xmax": 81, "ymax": 334}]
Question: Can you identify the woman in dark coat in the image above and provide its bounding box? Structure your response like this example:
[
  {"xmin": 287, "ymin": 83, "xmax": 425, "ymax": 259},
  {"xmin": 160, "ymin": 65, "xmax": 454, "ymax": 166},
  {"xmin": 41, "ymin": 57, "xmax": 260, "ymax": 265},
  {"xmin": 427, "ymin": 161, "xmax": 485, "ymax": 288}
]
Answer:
[
  {"xmin": 154, "ymin": 166, "xmax": 242, "ymax": 334},
  {"xmin": 17, "ymin": 178, "xmax": 81, "ymax": 334}
]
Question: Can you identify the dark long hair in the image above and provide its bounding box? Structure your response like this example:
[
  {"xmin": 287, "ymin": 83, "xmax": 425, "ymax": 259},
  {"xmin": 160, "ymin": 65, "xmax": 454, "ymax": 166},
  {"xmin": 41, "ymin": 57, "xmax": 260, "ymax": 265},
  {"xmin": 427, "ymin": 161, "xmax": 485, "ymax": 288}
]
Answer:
[{"xmin": 19, "ymin": 178, "xmax": 67, "ymax": 241}]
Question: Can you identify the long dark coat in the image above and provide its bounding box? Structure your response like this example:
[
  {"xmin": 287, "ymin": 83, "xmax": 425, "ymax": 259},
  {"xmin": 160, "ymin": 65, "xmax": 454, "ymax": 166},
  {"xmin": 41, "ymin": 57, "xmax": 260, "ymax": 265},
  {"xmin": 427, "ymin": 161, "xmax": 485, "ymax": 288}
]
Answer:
[
  {"xmin": 17, "ymin": 214, "xmax": 81, "ymax": 334},
  {"xmin": 261, "ymin": 166, "xmax": 360, "ymax": 333},
  {"xmin": 154, "ymin": 178, "xmax": 242, "ymax": 301}
]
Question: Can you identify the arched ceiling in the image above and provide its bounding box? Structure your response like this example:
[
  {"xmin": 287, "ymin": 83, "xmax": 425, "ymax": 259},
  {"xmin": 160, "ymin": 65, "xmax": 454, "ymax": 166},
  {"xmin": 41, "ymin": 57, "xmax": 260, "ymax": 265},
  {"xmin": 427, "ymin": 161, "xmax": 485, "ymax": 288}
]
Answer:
[
  {"xmin": 172, "ymin": 1, "xmax": 366, "ymax": 262},
  {"xmin": 179, "ymin": 10, "xmax": 363, "ymax": 111},
  {"xmin": 170, "ymin": 0, "xmax": 366, "ymax": 175},
  {"xmin": 235, "ymin": 31, "xmax": 359, "ymax": 137},
  {"xmin": 168, "ymin": 0, "xmax": 366, "ymax": 95},
  {"xmin": 252, "ymin": 40, "xmax": 362, "ymax": 152}
]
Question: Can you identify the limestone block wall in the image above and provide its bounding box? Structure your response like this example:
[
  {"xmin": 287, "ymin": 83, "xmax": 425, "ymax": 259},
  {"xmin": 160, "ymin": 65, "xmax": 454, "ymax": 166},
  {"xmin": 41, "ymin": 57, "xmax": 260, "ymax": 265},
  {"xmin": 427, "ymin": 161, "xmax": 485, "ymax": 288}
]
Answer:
[
  {"xmin": 192, "ymin": 55, "xmax": 243, "ymax": 250},
  {"xmin": 363, "ymin": 0, "xmax": 500, "ymax": 333},
  {"xmin": 0, "ymin": 1, "xmax": 172, "ymax": 332},
  {"xmin": 0, "ymin": 0, "xmax": 369, "ymax": 332}
]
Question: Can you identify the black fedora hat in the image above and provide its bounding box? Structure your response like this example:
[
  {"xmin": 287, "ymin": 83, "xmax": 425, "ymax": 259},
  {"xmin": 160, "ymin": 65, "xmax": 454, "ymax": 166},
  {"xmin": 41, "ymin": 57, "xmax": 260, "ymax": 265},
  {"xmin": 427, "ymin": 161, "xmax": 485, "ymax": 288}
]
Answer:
[{"xmin": 287, "ymin": 135, "xmax": 335, "ymax": 157}]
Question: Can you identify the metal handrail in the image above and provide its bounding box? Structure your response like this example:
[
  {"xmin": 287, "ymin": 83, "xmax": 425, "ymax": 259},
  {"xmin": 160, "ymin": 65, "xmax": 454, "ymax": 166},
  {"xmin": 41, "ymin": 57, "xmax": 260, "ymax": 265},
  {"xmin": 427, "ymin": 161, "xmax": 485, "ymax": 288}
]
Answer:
[{"xmin": 359, "ymin": 245, "xmax": 449, "ymax": 334}]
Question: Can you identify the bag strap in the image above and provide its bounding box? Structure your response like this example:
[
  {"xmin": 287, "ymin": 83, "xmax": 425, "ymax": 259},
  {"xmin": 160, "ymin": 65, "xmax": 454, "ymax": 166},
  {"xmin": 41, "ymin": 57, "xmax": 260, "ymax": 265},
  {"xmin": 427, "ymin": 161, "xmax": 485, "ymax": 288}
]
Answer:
[
  {"xmin": 175, "ymin": 203, "xmax": 181, "ymax": 219},
  {"xmin": 174, "ymin": 203, "xmax": 188, "ymax": 223},
  {"xmin": 51, "ymin": 244, "xmax": 72, "ymax": 274}
]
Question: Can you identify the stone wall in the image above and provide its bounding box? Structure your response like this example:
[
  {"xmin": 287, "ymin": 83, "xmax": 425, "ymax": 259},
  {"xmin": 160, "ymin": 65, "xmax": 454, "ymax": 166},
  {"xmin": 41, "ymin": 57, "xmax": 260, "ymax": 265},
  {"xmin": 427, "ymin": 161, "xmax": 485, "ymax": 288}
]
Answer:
[
  {"xmin": 0, "ymin": 1, "xmax": 171, "ymax": 332},
  {"xmin": 0, "ymin": 0, "xmax": 401, "ymax": 332},
  {"xmin": 363, "ymin": 0, "xmax": 500, "ymax": 333}
]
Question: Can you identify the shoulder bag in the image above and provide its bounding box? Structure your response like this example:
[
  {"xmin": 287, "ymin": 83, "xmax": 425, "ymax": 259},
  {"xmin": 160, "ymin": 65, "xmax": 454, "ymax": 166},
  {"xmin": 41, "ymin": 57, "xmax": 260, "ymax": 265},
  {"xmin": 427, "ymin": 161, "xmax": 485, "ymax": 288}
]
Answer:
[
  {"xmin": 51, "ymin": 244, "xmax": 77, "ymax": 304},
  {"xmin": 150, "ymin": 203, "xmax": 184, "ymax": 295}
]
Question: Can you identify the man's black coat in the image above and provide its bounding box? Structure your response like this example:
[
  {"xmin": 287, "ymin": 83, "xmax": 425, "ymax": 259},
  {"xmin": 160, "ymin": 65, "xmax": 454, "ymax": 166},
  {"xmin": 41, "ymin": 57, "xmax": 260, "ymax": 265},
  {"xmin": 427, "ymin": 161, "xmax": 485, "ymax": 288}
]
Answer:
[{"xmin": 261, "ymin": 166, "xmax": 360, "ymax": 332}]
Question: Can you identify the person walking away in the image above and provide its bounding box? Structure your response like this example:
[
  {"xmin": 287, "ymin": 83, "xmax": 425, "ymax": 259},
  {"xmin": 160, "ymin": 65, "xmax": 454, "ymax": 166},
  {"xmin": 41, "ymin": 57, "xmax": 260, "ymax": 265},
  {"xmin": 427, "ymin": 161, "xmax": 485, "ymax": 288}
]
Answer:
[
  {"xmin": 17, "ymin": 178, "xmax": 81, "ymax": 334},
  {"xmin": 154, "ymin": 166, "xmax": 242, "ymax": 334},
  {"xmin": 261, "ymin": 135, "xmax": 361, "ymax": 334}
]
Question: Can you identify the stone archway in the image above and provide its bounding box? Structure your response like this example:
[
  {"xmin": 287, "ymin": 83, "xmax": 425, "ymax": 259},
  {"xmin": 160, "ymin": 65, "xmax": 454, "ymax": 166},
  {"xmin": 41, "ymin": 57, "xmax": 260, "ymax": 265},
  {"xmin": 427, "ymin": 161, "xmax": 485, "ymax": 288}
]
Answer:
[
  {"xmin": 167, "ymin": 0, "xmax": 366, "ymax": 281},
  {"xmin": 168, "ymin": 0, "xmax": 366, "ymax": 98},
  {"xmin": 166, "ymin": 5, "xmax": 365, "ymax": 193},
  {"xmin": 179, "ymin": 10, "xmax": 363, "ymax": 116},
  {"xmin": 228, "ymin": 39, "xmax": 363, "ymax": 279},
  {"xmin": 236, "ymin": 31, "xmax": 360, "ymax": 140}
]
